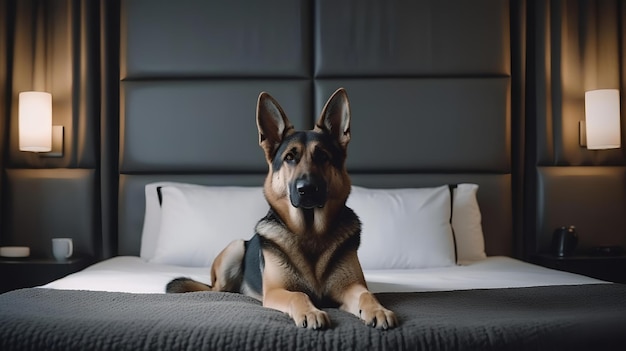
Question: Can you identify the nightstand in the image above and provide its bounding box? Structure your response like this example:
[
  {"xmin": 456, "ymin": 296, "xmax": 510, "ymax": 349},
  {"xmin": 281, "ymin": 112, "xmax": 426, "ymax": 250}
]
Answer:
[
  {"xmin": 531, "ymin": 253, "xmax": 626, "ymax": 283},
  {"xmin": 0, "ymin": 257, "xmax": 93, "ymax": 293}
]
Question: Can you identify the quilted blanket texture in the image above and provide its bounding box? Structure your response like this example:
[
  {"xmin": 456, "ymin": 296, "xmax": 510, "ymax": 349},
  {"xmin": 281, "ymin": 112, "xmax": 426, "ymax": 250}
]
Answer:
[{"xmin": 1, "ymin": 284, "xmax": 625, "ymax": 350}]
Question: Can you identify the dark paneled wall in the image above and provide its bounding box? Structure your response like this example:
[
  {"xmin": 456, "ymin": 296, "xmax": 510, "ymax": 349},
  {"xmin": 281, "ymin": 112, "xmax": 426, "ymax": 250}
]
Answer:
[
  {"xmin": 0, "ymin": 0, "xmax": 625, "ymax": 261},
  {"xmin": 116, "ymin": 0, "xmax": 514, "ymax": 257}
]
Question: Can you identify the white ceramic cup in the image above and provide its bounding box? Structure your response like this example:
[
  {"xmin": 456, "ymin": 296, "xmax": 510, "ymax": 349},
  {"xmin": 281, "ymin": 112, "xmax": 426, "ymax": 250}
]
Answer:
[{"xmin": 52, "ymin": 238, "xmax": 73, "ymax": 261}]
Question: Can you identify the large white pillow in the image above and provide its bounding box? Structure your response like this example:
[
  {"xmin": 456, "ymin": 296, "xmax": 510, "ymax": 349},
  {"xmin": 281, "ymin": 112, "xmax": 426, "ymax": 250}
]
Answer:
[
  {"xmin": 452, "ymin": 183, "xmax": 486, "ymax": 264},
  {"xmin": 140, "ymin": 182, "xmax": 210, "ymax": 260},
  {"xmin": 150, "ymin": 185, "xmax": 268, "ymax": 267},
  {"xmin": 347, "ymin": 185, "xmax": 456, "ymax": 270}
]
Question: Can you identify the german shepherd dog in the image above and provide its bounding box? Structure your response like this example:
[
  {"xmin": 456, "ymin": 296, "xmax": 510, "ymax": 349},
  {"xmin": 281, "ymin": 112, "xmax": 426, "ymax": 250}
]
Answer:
[{"xmin": 166, "ymin": 88, "xmax": 397, "ymax": 330}]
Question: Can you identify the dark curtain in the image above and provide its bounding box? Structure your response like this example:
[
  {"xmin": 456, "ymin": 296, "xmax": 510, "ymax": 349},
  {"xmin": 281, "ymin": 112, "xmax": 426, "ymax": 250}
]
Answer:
[
  {"xmin": 0, "ymin": 0, "xmax": 11, "ymax": 239},
  {"xmin": 510, "ymin": 0, "xmax": 527, "ymax": 258},
  {"xmin": 528, "ymin": 0, "xmax": 624, "ymax": 167},
  {"xmin": 0, "ymin": 0, "xmax": 119, "ymax": 259},
  {"xmin": 523, "ymin": 0, "xmax": 626, "ymax": 256}
]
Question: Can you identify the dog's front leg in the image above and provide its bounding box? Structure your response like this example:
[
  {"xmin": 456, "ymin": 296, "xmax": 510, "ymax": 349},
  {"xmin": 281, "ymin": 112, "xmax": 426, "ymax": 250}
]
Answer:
[
  {"xmin": 339, "ymin": 283, "xmax": 398, "ymax": 330},
  {"xmin": 262, "ymin": 254, "xmax": 330, "ymax": 329},
  {"xmin": 264, "ymin": 288, "xmax": 330, "ymax": 329}
]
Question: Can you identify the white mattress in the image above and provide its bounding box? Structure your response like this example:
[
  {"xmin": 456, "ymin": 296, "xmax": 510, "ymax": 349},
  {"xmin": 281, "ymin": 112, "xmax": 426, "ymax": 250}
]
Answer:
[{"xmin": 41, "ymin": 256, "xmax": 606, "ymax": 294}]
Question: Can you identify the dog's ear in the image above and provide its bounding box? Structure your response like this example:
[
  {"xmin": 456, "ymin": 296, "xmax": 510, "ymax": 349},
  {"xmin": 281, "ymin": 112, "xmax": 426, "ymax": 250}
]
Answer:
[
  {"xmin": 256, "ymin": 92, "xmax": 294, "ymax": 160},
  {"xmin": 315, "ymin": 88, "xmax": 351, "ymax": 148}
]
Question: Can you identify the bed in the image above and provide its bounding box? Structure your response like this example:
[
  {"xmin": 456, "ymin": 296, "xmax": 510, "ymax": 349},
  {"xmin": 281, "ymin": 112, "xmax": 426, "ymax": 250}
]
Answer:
[
  {"xmin": 2, "ymin": 0, "xmax": 626, "ymax": 350},
  {"xmin": 2, "ymin": 182, "xmax": 626, "ymax": 350},
  {"xmin": 2, "ymin": 258, "xmax": 626, "ymax": 350}
]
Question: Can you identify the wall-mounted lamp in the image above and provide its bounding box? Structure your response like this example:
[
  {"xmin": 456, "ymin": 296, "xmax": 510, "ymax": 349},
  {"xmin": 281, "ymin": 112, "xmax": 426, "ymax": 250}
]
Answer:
[
  {"xmin": 18, "ymin": 91, "xmax": 63, "ymax": 157},
  {"xmin": 579, "ymin": 89, "xmax": 621, "ymax": 150}
]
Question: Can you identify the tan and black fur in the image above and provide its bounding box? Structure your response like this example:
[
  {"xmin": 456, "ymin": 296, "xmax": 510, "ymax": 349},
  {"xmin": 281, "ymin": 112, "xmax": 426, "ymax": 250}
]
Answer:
[{"xmin": 167, "ymin": 88, "xmax": 397, "ymax": 330}]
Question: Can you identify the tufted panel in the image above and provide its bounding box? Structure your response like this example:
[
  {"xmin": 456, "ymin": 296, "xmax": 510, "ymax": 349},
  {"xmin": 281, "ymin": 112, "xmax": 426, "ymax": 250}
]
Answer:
[
  {"xmin": 121, "ymin": 0, "xmax": 311, "ymax": 78},
  {"xmin": 315, "ymin": 79, "xmax": 511, "ymax": 172},
  {"xmin": 4, "ymin": 169, "xmax": 97, "ymax": 258},
  {"xmin": 536, "ymin": 167, "xmax": 626, "ymax": 253},
  {"xmin": 119, "ymin": 81, "xmax": 311, "ymax": 173},
  {"xmin": 315, "ymin": 0, "xmax": 510, "ymax": 76}
]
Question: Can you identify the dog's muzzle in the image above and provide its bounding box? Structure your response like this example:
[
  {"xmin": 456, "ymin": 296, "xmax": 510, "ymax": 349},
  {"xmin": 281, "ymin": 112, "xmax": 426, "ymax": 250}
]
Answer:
[{"xmin": 290, "ymin": 175, "xmax": 327, "ymax": 209}]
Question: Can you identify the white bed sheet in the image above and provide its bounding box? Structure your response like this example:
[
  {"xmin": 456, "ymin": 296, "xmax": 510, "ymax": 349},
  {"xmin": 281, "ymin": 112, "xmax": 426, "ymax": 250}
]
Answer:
[{"xmin": 41, "ymin": 256, "xmax": 606, "ymax": 294}]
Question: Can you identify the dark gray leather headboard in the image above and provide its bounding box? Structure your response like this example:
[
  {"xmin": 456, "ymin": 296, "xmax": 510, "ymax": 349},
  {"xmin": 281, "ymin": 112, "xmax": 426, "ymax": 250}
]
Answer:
[{"xmin": 117, "ymin": 0, "xmax": 514, "ymax": 257}]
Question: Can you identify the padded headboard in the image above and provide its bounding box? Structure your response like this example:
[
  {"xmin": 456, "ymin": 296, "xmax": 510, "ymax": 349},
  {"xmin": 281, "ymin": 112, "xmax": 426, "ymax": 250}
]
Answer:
[{"xmin": 117, "ymin": 0, "xmax": 514, "ymax": 257}]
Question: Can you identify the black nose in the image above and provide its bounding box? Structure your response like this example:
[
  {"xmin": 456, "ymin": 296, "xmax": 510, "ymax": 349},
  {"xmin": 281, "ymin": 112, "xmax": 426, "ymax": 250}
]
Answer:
[
  {"xmin": 296, "ymin": 179, "xmax": 319, "ymax": 197},
  {"xmin": 290, "ymin": 176, "xmax": 327, "ymax": 209}
]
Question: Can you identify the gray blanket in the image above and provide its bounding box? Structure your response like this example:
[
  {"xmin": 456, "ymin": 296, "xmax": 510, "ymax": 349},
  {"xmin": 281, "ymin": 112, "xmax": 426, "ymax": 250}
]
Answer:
[{"xmin": 1, "ymin": 284, "xmax": 625, "ymax": 350}]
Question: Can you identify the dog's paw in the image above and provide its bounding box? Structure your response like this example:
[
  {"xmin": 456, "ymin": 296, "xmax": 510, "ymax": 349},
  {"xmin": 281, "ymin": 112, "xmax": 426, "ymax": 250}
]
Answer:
[
  {"xmin": 358, "ymin": 293, "xmax": 398, "ymax": 330},
  {"xmin": 359, "ymin": 306, "xmax": 398, "ymax": 330},
  {"xmin": 293, "ymin": 309, "xmax": 331, "ymax": 330}
]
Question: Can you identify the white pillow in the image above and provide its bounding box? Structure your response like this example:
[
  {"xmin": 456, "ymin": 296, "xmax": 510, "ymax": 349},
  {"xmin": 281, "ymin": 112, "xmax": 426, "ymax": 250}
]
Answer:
[
  {"xmin": 150, "ymin": 185, "xmax": 268, "ymax": 267},
  {"xmin": 347, "ymin": 185, "xmax": 456, "ymax": 270},
  {"xmin": 452, "ymin": 183, "xmax": 486, "ymax": 264},
  {"xmin": 140, "ymin": 182, "xmax": 209, "ymax": 260}
]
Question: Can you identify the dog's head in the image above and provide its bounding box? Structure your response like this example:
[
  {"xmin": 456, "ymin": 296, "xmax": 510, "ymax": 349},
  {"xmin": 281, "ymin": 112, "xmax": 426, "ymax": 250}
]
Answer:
[{"xmin": 256, "ymin": 88, "xmax": 352, "ymax": 233}]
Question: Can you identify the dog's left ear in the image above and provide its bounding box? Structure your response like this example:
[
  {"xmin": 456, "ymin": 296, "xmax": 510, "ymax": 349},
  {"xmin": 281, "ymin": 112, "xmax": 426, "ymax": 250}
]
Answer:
[{"xmin": 315, "ymin": 88, "xmax": 351, "ymax": 149}]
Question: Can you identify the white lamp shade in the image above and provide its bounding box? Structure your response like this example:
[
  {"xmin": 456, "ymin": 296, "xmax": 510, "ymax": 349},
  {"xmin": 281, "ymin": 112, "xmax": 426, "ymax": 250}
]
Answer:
[
  {"xmin": 585, "ymin": 89, "xmax": 621, "ymax": 150},
  {"xmin": 19, "ymin": 91, "xmax": 52, "ymax": 152}
]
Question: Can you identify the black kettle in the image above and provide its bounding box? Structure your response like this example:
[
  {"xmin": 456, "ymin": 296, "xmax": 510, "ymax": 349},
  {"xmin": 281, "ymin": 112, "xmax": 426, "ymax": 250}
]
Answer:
[{"xmin": 551, "ymin": 225, "xmax": 578, "ymax": 257}]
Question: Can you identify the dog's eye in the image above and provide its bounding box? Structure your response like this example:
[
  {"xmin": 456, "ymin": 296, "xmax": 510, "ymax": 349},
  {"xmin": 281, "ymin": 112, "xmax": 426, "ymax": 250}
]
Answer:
[{"xmin": 284, "ymin": 153, "xmax": 295, "ymax": 162}]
